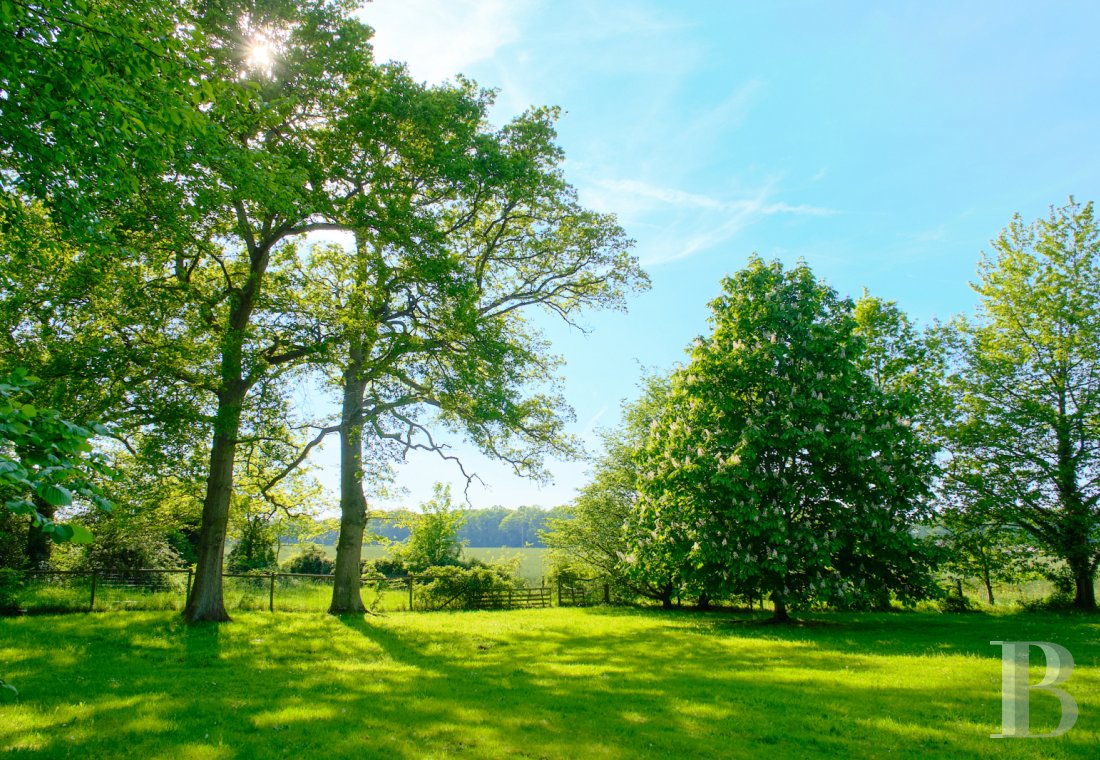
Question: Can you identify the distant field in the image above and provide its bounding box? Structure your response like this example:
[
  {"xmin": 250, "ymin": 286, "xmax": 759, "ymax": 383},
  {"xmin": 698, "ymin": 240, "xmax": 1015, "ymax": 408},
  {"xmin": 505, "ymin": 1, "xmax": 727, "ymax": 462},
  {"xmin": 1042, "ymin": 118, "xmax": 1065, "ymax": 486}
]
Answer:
[
  {"xmin": 279, "ymin": 544, "xmax": 550, "ymax": 584},
  {"xmin": 3, "ymin": 608, "xmax": 1099, "ymax": 758}
]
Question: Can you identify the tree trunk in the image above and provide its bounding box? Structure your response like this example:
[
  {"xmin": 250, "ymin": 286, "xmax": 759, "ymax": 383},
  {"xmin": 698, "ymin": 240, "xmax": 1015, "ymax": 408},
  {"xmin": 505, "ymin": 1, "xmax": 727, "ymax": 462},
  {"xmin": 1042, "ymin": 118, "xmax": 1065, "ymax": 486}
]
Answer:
[
  {"xmin": 771, "ymin": 592, "xmax": 790, "ymax": 623},
  {"xmin": 329, "ymin": 347, "xmax": 367, "ymax": 615},
  {"xmin": 1073, "ymin": 563, "xmax": 1096, "ymax": 611},
  {"xmin": 1054, "ymin": 392, "xmax": 1096, "ymax": 611},
  {"xmin": 697, "ymin": 591, "xmax": 710, "ymax": 611},
  {"xmin": 181, "ymin": 231, "xmax": 271, "ymax": 623},
  {"xmin": 983, "ymin": 569, "xmax": 995, "ymax": 607},
  {"xmin": 184, "ymin": 402, "xmax": 241, "ymax": 623},
  {"xmin": 26, "ymin": 494, "xmax": 55, "ymax": 568}
]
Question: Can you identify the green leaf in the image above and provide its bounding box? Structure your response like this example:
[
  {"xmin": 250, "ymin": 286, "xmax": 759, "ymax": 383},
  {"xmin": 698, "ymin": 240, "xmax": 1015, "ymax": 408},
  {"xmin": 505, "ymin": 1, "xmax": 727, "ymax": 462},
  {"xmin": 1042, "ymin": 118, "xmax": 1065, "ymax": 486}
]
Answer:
[
  {"xmin": 69, "ymin": 524, "xmax": 94, "ymax": 544},
  {"xmin": 36, "ymin": 483, "xmax": 73, "ymax": 507}
]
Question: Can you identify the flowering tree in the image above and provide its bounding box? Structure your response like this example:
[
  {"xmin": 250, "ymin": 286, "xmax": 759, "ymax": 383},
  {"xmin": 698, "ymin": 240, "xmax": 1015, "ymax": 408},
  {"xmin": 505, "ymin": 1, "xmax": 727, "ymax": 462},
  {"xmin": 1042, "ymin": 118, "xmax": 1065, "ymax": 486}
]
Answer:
[{"xmin": 626, "ymin": 258, "xmax": 938, "ymax": 620}]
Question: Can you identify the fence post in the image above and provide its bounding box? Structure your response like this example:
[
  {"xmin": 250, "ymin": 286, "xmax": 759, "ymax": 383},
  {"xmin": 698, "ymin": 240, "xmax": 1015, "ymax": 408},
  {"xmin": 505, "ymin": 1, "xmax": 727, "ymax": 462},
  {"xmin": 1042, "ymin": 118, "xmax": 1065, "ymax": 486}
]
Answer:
[
  {"xmin": 557, "ymin": 576, "xmax": 563, "ymax": 607},
  {"xmin": 185, "ymin": 568, "xmax": 193, "ymax": 608},
  {"xmin": 269, "ymin": 573, "xmax": 276, "ymax": 613},
  {"xmin": 89, "ymin": 571, "xmax": 98, "ymax": 611}
]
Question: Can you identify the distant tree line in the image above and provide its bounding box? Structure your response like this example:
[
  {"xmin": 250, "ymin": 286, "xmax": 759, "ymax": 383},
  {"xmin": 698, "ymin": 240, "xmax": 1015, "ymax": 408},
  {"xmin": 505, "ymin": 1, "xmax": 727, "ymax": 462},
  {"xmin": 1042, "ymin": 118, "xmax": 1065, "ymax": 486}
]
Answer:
[{"xmin": 310, "ymin": 505, "xmax": 568, "ymax": 548}]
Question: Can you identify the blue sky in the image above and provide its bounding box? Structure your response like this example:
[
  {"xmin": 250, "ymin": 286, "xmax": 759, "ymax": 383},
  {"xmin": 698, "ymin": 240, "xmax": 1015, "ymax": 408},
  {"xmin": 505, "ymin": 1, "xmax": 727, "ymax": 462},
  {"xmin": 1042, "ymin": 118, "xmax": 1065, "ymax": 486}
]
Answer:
[{"xmin": 319, "ymin": 0, "xmax": 1100, "ymax": 511}]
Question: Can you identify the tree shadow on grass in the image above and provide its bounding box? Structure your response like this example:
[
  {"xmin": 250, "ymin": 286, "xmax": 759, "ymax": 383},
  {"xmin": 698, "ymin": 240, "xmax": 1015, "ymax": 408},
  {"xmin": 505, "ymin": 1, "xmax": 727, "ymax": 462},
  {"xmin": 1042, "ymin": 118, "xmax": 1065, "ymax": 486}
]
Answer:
[{"xmin": 2, "ymin": 609, "xmax": 1098, "ymax": 759}]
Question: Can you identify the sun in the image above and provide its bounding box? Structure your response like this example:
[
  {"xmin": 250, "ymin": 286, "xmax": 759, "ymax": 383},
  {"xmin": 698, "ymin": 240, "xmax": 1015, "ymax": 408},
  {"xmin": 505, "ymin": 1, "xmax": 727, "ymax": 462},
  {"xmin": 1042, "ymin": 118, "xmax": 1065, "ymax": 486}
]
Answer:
[{"xmin": 245, "ymin": 34, "xmax": 276, "ymax": 75}]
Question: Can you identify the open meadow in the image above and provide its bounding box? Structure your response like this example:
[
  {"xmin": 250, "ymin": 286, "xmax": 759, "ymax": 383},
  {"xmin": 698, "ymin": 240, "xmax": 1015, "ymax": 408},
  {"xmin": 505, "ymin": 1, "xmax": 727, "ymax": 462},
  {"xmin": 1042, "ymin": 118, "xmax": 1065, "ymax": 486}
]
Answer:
[
  {"xmin": 2, "ymin": 607, "xmax": 1098, "ymax": 759},
  {"xmin": 278, "ymin": 545, "xmax": 552, "ymax": 586}
]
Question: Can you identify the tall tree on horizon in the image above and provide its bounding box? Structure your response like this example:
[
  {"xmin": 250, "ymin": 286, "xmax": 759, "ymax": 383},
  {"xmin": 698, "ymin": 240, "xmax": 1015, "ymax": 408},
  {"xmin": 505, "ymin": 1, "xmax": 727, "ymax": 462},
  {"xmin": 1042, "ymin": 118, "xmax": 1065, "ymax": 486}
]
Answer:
[{"xmin": 945, "ymin": 199, "xmax": 1100, "ymax": 610}]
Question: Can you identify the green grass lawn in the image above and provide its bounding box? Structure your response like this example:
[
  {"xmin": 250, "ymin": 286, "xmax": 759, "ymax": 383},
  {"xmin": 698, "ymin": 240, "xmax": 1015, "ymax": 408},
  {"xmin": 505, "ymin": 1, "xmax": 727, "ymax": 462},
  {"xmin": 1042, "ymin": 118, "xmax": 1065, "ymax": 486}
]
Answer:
[{"xmin": 2, "ymin": 608, "xmax": 1099, "ymax": 758}]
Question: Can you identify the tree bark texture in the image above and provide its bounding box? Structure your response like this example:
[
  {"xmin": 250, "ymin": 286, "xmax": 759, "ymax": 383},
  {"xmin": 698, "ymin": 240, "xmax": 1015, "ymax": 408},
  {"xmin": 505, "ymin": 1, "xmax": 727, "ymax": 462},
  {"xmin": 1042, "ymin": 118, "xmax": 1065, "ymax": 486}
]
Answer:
[
  {"xmin": 771, "ymin": 592, "xmax": 790, "ymax": 623},
  {"xmin": 183, "ymin": 395, "xmax": 242, "ymax": 623},
  {"xmin": 329, "ymin": 344, "xmax": 368, "ymax": 614}
]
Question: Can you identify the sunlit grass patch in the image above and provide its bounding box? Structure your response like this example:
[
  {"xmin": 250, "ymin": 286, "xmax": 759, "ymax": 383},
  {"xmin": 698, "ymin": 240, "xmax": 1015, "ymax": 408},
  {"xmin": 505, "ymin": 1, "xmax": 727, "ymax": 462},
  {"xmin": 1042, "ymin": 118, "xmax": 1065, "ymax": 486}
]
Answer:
[{"xmin": 1, "ymin": 607, "xmax": 1097, "ymax": 758}]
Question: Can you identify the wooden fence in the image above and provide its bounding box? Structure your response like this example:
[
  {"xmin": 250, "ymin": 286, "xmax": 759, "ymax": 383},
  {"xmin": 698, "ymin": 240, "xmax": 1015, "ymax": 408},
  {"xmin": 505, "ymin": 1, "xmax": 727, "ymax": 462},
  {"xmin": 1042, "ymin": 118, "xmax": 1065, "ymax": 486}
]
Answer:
[
  {"xmin": 4, "ymin": 569, "xmax": 572, "ymax": 614},
  {"xmin": 556, "ymin": 577, "xmax": 610, "ymax": 607},
  {"xmin": 470, "ymin": 586, "xmax": 552, "ymax": 610}
]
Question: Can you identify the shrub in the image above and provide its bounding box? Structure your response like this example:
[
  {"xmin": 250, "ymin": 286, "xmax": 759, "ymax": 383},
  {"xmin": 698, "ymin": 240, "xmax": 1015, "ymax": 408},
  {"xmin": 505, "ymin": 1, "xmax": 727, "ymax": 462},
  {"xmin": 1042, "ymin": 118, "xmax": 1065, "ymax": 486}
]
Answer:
[
  {"xmin": 70, "ymin": 519, "xmax": 184, "ymax": 591},
  {"xmin": 1017, "ymin": 590, "xmax": 1077, "ymax": 613},
  {"xmin": 939, "ymin": 592, "xmax": 975, "ymax": 613},
  {"xmin": 227, "ymin": 516, "xmax": 277, "ymax": 573},
  {"xmin": 0, "ymin": 568, "xmax": 24, "ymax": 612},
  {"xmin": 0, "ymin": 510, "xmax": 26, "ymax": 571},
  {"xmin": 282, "ymin": 544, "xmax": 334, "ymax": 575},
  {"xmin": 364, "ymin": 556, "xmax": 407, "ymax": 578},
  {"xmin": 416, "ymin": 564, "xmax": 520, "ymax": 611}
]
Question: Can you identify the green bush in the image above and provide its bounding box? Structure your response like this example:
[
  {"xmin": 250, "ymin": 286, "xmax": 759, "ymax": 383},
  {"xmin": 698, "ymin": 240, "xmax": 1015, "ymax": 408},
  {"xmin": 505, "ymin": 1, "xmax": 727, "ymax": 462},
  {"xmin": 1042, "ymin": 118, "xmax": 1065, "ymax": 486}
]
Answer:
[
  {"xmin": 939, "ymin": 592, "xmax": 975, "ymax": 613},
  {"xmin": 1017, "ymin": 590, "xmax": 1077, "ymax": 613},
  {"xmin": 0, "ymin": 510, "xmax": 26, "ymax": 571},
  {"xmin": 227, "ymin": 516, "xmax": 277, "ymax": 573},
  {"xmin": 70, "ymin": 519, "xmax": 183, "ymax": 591},
  {"xmin": 416, "ymin": 564, "xmax": 520, "ymax": 611},
  {"xmin": 0, "ymin": 568, "xmax": 24, "ymax": 612},
  {"xmin": 281, "ymin": 545, "xmax": 334, "ymax": 575},
  {"xmin": 364, "ymin": 556, "xmax": 407, "ymax": 578}
]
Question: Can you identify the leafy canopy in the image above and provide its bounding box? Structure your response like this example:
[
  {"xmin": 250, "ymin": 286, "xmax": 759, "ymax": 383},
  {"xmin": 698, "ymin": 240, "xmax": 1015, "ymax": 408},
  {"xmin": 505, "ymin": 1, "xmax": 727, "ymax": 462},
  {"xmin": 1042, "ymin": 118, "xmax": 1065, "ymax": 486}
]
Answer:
[
  {"xmin": 0, "ymin": 369, "xmax": 113, "ymax": 543},
  {"xmin": 625, "ymin": 258, "xmax": 938, "ymax": 616}
]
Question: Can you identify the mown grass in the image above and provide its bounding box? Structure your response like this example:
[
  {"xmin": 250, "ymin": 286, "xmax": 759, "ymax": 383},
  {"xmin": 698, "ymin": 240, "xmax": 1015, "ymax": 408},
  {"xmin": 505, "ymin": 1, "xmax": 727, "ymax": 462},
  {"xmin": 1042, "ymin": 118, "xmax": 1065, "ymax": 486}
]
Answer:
[{"xmin": 1, "ymin": 607, "xmax": 1098, "ymax": 758}]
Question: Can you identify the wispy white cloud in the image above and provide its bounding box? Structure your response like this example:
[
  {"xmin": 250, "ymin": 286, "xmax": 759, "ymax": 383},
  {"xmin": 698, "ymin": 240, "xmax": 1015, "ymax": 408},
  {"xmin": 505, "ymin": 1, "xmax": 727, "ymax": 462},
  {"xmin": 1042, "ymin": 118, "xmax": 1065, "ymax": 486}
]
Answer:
[
  {"xmin": 581, "ymin": 177, "xmax": 837, "ymax": 265},
  {"xmin": 579, "ymin": 405, "xmax": 609, "ymax": 439},
  {"xmin": 357, "ymin": 0, "xmax": 536, "ymax": 84}
]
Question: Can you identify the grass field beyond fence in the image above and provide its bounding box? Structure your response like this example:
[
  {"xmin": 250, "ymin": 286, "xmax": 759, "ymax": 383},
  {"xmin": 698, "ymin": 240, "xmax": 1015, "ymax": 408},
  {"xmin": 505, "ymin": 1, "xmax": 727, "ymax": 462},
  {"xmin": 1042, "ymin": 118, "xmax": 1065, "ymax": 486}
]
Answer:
[
  {"xmin": 279, "ymin": 544, "xmax": 551, "ymax": 585},
  {"xmin": 2, "ymin": 608, "xmax": 1099, "ymax": 758}
]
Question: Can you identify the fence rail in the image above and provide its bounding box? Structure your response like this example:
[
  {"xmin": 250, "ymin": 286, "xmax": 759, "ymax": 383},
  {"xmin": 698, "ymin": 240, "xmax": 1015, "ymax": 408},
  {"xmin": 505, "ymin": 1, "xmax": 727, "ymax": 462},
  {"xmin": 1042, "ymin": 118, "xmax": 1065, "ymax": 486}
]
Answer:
[
  {"xmin": 471, "ymin": 587, "xmax": 552, "ymax": 610},
  {"xmin": 2, "ymin": 569, "xmax": 575, "ymax": 615},
  {"xmin": 556, "ymin": 577, "xmax": 610, "ymax": 607}
]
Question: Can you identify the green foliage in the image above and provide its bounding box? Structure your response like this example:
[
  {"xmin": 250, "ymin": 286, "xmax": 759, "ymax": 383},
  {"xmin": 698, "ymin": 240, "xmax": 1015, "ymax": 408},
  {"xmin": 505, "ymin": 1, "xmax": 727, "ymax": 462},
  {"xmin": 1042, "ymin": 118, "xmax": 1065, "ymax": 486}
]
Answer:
[
  {"xmin": 226, "ymin": 516, "xmax": 278, "ymax": 574},
  {"xmin": 0, "ymin": 510, "xmax": 26, "ymax": 570},
  {"xmin": 939, "ymin": 592, "xmax": 975, "ymax": 614},
  {"xmin": 944, "ymin": 199, "xmax": 1100, "ymax": 609},
  {"xmin": 0, "ymin": 0, "xmax": 211, "ymax": 227},
  {"xmin": 281, "ymin": 545, "xmax": 334, "ymax": 576},
  {"xmin": 415, "ymin": 563, "xmax": 521, "ymax": 611},
  {"xmin": 0, "ymin": 568, "xmax": 24, "ymax": 612},
  {"xmin": 626, "ymin": 259, "xmax": 939, "ymax": 618},
  {"xmin": 362, "ymin": 556, "xmax": 409, "ymax": 579},
  {"xmin": 67, "ymin": 515, "xmax": 184, "ymax": 591},
  {"xmin": 936, "ymin": 512, "xmax": 1044, "ymax": 605},
  {"xmin": 544, "ymin": 373, "xmax": 676, "ymax": 604},
  {"xmin": 394, "ymin": 484, "xmax": 467, "ymax": 573},
  {"xmin": 0, "ymin": 368, "xmax": 113, "ymax": 540}
]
